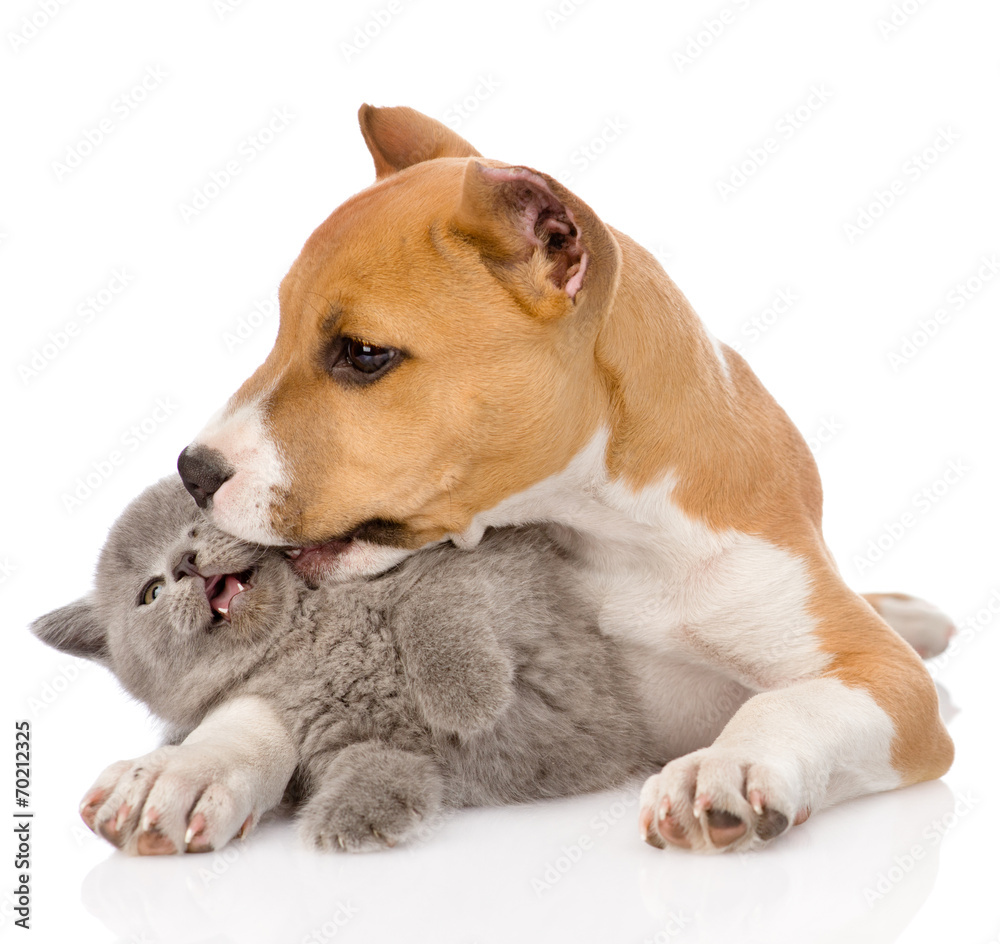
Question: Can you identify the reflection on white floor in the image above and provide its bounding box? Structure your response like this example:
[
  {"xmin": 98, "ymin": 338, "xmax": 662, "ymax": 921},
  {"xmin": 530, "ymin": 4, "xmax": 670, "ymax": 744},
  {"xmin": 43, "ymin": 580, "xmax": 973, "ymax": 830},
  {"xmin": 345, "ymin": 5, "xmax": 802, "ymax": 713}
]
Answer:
[
  {"xmin": 78, "ymin": 780, "xmax": 959, "ymax": 944},
  {"xmin": 7, "ymin": 665, "xmax": 984, "ymax": 944}
]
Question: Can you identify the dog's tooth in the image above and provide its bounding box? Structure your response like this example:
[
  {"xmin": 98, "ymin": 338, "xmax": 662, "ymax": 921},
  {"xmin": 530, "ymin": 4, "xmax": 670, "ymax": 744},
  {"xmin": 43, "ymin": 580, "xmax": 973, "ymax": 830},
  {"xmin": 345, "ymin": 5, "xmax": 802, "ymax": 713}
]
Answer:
[{"xmin": 285, "ymin": 548, "xmax": 302, "ymax": 559}]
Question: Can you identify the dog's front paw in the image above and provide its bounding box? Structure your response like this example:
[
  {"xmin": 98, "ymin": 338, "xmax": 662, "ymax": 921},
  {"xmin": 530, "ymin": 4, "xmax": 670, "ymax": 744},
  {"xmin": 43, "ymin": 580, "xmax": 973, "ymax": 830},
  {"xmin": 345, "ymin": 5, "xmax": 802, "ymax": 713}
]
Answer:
[
  {"xmin": 80, "ymin": 747, "xmax": 257, "ymax": 856},
  {"xmin": 298, "ymin": 743, "xmax": 443, "ymax": 853},
  {"xmin": 637, "ymin": 748, "xmax": 810, "ymax": 853}
]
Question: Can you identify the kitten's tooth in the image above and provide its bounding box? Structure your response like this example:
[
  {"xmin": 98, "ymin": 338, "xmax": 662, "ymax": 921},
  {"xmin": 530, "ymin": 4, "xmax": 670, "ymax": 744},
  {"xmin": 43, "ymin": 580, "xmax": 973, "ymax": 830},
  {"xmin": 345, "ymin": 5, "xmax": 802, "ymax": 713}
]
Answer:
[{"xmin": 285, "ymin": 548, "xmax": 302, "ymax": 559}]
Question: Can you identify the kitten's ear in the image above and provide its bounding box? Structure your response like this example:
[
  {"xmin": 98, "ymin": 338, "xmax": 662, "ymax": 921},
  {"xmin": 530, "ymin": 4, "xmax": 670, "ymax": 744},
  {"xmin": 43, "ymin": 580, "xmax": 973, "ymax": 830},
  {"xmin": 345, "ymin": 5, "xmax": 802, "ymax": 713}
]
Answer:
[{"xmin": 31, "ymin": 598, "xmax": 108, "ymax": 664}]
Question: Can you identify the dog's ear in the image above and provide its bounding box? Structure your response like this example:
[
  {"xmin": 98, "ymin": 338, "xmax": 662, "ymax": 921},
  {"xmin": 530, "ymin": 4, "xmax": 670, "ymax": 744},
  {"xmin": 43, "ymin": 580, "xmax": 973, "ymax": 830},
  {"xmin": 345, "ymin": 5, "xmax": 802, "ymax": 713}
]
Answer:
[
  {"xmin": 358, "ymin": 104, "xmax": 481, "ymax": 180},
  {"xmin": 454, "ymin": 162, "xmax": 620, "ymax": 319},
  {"xmin": 31, "ymin": 598, "xmax": 109, "ymax": 665}
]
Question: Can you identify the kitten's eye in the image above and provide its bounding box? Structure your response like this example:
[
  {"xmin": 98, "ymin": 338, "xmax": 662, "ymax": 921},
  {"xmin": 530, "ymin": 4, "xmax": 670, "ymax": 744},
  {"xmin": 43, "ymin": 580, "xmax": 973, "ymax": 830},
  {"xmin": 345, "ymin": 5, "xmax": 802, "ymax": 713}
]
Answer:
[{"xmin": 140, "ymin": 579, "xmax": 165, "ymax": 605}]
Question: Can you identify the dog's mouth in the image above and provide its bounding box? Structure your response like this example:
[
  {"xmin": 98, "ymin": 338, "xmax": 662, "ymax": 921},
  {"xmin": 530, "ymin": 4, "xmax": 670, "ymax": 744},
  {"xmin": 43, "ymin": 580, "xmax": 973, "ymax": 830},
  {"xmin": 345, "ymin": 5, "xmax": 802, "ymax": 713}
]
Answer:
[
  {"xmin": 283, "ymin": 540, "xmax": 350, "ymax": 566},
  {"xmin": 204, "ymin": 570, "xmax": 254, "ymax": 623},
  {"xmin": 281, "ymin": 518, "xmax": 407, "ymax": 577},
  {"xmin": 282, "ymin": 541, "xmax": 352, "ymax": 584}
]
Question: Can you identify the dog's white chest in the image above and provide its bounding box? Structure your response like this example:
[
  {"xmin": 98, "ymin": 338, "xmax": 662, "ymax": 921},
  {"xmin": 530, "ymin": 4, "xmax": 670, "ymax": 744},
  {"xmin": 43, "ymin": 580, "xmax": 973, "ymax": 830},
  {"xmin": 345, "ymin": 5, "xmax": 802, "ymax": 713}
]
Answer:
[{"xmin": 578, "ymin": 518, "xmax": 827, "ymax": 677}]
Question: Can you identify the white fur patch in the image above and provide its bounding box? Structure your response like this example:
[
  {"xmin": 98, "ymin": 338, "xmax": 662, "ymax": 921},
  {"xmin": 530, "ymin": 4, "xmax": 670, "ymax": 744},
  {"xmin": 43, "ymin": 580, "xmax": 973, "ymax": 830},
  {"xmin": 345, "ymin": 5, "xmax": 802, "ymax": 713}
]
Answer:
[
  {"xmin": 190, "ymin": 398, "xmax": 289, "ymax": 544},
  {"xmin": 710, "ymin": 677, "xmax": 902, "ymax": 807},
  {"xmin": 465, "ymin": 428, "xmax": 827, "ymax": 680}
]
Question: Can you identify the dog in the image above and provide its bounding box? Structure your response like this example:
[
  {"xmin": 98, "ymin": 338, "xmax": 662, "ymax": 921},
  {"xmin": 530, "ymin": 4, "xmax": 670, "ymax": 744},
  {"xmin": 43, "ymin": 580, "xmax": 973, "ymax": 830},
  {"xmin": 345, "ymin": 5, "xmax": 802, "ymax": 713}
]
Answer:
[{"xmin": 175, "ymin": 104, "xmax": 954, "ymax": 853}]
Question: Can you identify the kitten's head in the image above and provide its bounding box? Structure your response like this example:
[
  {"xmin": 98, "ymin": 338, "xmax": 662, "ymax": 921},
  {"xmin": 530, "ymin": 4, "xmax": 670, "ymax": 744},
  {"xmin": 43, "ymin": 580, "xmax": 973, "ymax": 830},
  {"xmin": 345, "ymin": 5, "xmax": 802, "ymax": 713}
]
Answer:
[{"xmin": 31, "ymin": 476, "xmax": 298, "ymax": 727}]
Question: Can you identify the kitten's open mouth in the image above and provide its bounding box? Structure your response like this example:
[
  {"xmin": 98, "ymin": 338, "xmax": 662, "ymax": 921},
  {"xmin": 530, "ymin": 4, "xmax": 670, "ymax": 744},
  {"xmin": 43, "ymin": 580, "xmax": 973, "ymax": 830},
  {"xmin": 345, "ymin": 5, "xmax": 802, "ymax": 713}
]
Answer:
[{"xmin": 204, "ymin": 570, "xmax": 254, "ymax": 622}]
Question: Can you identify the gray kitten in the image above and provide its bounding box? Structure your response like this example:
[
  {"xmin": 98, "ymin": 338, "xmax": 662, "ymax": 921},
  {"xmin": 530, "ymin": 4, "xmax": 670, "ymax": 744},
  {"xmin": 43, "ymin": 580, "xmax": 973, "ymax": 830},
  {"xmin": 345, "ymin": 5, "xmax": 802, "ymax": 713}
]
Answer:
[{"xmin": 32, "ymin": 477, "xmax": 654, "ymax": 855}]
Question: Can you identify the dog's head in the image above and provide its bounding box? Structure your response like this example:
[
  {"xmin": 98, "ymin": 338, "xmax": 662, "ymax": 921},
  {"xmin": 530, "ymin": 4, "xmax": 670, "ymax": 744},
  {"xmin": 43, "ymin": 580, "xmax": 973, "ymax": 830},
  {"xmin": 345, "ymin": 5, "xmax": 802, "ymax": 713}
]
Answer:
[{"xmin": 179, "ymin": 105, "xmax": 621, "ymax": 579}]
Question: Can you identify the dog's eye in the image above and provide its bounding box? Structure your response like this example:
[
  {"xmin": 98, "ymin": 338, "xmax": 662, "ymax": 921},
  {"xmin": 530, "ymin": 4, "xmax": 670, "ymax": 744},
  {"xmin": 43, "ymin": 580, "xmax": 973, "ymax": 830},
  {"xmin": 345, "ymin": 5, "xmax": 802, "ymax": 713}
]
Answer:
[
  {"xmin": 140, "ymin": 579, "xmax": 165, "ymax": 605},
  {"xmin": 345, "ymin": 339, "xmax": 393, "ymax": 374},
  {"xmin": 327, "ymin": 337, "xmax": 400, "ymax": 384}
]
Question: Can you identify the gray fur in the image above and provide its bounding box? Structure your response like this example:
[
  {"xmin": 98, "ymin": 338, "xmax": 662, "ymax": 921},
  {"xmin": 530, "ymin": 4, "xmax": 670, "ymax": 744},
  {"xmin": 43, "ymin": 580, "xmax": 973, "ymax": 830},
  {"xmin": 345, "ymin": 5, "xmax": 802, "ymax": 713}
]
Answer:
[{"xmin": 32, "ymin": 477, "xmax": 656, "ymax": 850}]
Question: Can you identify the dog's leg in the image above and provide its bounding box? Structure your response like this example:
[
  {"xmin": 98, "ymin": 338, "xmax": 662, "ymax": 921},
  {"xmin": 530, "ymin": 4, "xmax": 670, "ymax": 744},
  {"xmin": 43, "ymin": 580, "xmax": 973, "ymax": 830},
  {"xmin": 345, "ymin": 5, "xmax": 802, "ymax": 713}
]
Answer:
[
  {"xmin": 639, "ymin": 581, "xmax": 954, "ymax": 853},
  {"xmin": 861, "ymin": 592, "xmax": 956, "ymax": 658},
  {"xmin": 81, "ymin": 696, "xmax": 296, "ymax": 855}
]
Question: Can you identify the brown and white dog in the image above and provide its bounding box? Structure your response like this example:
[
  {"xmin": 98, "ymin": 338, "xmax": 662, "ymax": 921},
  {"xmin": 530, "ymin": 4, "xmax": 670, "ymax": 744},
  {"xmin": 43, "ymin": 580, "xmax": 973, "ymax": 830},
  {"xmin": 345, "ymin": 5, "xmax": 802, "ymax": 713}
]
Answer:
[{"xmin": 174, "ymin": 105, "xmax": 954, "ymax": 853}]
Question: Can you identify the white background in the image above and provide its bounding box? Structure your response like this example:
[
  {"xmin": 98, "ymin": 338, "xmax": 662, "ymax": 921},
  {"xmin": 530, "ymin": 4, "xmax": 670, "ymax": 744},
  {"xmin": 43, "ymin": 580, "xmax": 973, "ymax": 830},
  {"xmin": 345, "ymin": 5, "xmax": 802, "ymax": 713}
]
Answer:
[{"xmin": 3, "ymin": 0, "xmax": 999, "ymax": 941}]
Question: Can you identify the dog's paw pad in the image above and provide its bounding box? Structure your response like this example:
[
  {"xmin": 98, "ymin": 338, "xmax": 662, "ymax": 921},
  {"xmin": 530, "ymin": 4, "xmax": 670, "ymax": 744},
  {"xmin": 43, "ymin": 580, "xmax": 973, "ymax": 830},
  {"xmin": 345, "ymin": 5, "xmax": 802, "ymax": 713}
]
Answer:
[
  {"xmin": 136, "ymin": 826, "xmax": 177, "ymax": 856},
  {"xmin": 754, "ymin": 807, "xmax": 789, "ymax": 841},
  {"xmin": 639, "ymin": 750, "xmax": 801, "ymax": 853},
  {"xmin": 705, "ymin": 807, "xmax": 748, "ymax": 847}
]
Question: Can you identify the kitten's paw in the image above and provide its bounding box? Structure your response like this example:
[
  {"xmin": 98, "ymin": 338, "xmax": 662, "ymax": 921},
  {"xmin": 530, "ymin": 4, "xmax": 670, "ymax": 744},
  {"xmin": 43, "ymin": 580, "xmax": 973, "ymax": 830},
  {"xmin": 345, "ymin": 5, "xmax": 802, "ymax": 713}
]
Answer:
[
  {"xmin": 298, "ymin": 742, "xmax": 443, "ymax": 853},
  {"xmin": 637, "ymin": 748, "xmax": 810, "ymax": 854},
  {"xmin": 81, "ymin": 746, "xmax": 259, "ymax": 856}
]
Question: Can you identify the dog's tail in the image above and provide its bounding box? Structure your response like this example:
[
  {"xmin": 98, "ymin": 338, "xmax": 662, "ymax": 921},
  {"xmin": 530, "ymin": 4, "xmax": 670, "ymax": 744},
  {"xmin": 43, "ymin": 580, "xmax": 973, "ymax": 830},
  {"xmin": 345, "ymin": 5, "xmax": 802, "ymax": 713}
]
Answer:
[{"xmin": 861, "ymin": 592, "xmax": 955, "ymax": 659}]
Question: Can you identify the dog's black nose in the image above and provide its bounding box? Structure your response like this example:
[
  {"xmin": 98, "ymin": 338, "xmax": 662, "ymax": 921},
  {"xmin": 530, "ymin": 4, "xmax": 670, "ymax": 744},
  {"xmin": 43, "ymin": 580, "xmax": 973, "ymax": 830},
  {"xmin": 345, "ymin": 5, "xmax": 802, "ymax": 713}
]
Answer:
[{"xmin": 177, "ymin": 445, "xmax": 233, "ymax": 509}]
